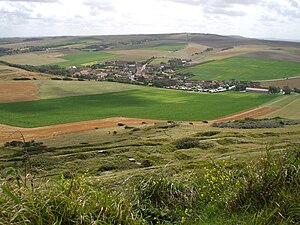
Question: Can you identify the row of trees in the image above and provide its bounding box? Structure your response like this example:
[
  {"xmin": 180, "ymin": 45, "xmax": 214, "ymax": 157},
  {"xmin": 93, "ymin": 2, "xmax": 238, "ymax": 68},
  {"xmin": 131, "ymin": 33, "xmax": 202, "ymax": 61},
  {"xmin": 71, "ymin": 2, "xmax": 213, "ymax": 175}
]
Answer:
[
  {"xmin": 268, "ymin": 86, "xmax": 292, "ymax": 95},
  {"xmin": 0, "ymin": 61, "xmax": 72, "ymax": 76}
]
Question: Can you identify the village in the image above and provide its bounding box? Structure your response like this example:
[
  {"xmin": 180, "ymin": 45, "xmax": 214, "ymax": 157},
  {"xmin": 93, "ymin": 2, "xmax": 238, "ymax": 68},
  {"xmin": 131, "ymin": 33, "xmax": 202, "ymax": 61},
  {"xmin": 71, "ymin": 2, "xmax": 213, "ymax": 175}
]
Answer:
[{"xmin": 67, "ymin": 57, "xmax": 263, "ymax": 93}]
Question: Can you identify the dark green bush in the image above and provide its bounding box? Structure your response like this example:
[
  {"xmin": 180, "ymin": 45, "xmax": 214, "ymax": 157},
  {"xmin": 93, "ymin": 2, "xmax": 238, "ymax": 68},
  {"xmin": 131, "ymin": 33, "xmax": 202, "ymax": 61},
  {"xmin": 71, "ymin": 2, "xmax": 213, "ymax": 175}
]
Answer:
[{"xmin": 174, "ymin": 137, "xmax": 200, "ymax": 149}]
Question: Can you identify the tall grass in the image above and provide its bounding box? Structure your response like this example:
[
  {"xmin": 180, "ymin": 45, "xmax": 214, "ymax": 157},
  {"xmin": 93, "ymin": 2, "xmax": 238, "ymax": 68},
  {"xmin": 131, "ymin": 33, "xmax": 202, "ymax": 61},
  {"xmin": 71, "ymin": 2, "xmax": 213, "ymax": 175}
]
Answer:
[{"xmin": 1, "ymin": 146, "xmax": 299, "ymax": 224}]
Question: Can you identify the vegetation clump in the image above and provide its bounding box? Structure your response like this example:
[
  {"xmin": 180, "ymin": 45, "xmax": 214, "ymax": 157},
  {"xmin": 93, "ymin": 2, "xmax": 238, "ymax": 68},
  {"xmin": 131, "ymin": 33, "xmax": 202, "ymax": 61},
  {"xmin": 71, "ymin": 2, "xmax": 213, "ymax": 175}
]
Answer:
[
  {"xmin": 196, "ymin": 130, "xmax": 221, "ymax": 137},
  {"xmin": 174, "ymin": 137, "xmax": 200, "ymax": 149},
  {"xmin": 212, "ymin": 117, "xmax": 300, "ymax": 129},
  {"xmin": 0, "ymin": 147, "xmax": 299, "ymax": 224}
]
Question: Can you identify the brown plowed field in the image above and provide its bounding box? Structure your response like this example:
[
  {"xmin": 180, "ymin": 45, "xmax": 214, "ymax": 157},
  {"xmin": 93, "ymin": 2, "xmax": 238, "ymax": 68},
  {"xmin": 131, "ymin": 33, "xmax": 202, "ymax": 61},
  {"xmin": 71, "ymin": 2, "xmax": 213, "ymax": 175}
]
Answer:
[
  {"xmin": 211, "ymin": 107, "xmax": 276, "ymax": 123},
  {"xmin": 0, "ymin": 117, "xmax": 161, "ymax": 144},
  {"xmin": 0, "ymin": 81, "xmax": 39, "ymax": 103},
  {"xmin": 261, "ymin": 77, "xmax": 300, "ymax": 89}
]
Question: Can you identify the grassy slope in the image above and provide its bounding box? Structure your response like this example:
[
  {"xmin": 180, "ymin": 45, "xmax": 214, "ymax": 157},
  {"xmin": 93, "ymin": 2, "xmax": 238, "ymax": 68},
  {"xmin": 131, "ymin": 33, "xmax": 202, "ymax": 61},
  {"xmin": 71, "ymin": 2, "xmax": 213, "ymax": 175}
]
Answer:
[
  {"xmin": 180, "ymin": 56, "xmax": 300, "ymax": 81},
  {"xmin": 261, "ymin": 94, "xmax": 300, "ymax": 120},
  {"xmin": 53, "ymin": 51, "xmax": 120, "ymax": 67},
  {"xmin": 35, "ymin": 80, "xmax": 143, "ymax": 99},
  {"xmin": 0, "ymin": 89, "xmax": 276, "ymax": 127},
  {"xmin": 1, "ymin": 120, "xmax": 299, "ymax": 224},
  {"xmin": 143, "ymin": 43, "xmax": 187, "ymax": 51}
]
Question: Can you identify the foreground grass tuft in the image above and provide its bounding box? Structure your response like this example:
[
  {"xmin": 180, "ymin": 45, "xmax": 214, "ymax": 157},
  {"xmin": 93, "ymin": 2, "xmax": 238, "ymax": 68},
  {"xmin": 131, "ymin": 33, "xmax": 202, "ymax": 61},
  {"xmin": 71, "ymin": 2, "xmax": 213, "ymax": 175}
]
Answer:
[{"xmin": 1, "ymin": 146, "xmax": 299, "ymax": 224}]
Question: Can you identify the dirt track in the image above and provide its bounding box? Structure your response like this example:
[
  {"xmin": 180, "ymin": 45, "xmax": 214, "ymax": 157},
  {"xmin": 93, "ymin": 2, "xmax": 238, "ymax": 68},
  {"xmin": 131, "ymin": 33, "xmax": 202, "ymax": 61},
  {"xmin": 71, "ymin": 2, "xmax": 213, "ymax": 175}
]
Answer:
[
  {"xmin": 0, "ymin": 81, "xmax": 39, "ymax": 103},
  {"xmin": 0, "ymin": 117, "xmax": 161, "ymax": 144}
]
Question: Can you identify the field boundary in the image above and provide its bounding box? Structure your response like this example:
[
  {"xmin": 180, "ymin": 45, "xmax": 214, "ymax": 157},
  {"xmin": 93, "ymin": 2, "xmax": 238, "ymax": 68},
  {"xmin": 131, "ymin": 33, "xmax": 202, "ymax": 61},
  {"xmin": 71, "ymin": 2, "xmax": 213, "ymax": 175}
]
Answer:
[{"xmin": 0, "ymin": 117, "xmax": 162, "ymax": 144}]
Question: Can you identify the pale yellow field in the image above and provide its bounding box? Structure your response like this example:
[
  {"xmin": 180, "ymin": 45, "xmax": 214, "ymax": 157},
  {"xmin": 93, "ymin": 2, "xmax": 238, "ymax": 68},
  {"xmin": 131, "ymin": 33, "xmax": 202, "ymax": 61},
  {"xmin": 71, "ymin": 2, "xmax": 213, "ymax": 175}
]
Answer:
[
  {"xmin": 105, "ymin": 49, "xmax": 167, "ymax": 61},
  {"xmin": 165, "ymin": 43, "xmax": 209, "ymax": 61},
  {"xmin": 0, "ymin": 53, "xmax": 67, "ymax": 66},
  {"xmin": 0, "ymin": 64, "xmax": 60, "ymax": 80}
]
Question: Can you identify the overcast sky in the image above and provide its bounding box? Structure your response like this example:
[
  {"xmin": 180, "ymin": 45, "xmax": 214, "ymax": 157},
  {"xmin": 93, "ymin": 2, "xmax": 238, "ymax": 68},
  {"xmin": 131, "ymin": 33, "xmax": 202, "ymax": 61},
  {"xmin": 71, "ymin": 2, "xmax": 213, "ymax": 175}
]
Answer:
[{"xmin": 0, "ymin": 0, "xmax": 299, "ymax": 40}]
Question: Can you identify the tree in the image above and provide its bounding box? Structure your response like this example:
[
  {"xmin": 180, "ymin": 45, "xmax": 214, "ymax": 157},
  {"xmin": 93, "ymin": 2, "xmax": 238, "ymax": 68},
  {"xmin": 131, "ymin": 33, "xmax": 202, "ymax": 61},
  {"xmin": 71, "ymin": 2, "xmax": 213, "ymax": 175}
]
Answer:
[
  {"xmin": 282, "ymin": 86, "xmax": 291, "ymax": 95},
  {"xmin": 268, "ymin": 86, "xmax": 281, "ymax": 94}
]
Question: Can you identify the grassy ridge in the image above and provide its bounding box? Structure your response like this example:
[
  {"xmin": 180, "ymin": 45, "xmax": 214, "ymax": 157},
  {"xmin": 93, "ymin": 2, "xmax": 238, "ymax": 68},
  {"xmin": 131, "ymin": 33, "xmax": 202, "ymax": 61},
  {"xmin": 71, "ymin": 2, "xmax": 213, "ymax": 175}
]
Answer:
[
  {"xmin": 180, "ymin": 56, "xmax": 300, "ymax": 81},
  {"xmin": 53, "ymin": 51, "xmax": 120, "ymax": 67},
  {"xmin": 0, "ymin": 89, "xmax": 276, "ymax": 127},
  {"xmin": 143, "ymin": 43, "xmax": 187, "ymax": 51}
]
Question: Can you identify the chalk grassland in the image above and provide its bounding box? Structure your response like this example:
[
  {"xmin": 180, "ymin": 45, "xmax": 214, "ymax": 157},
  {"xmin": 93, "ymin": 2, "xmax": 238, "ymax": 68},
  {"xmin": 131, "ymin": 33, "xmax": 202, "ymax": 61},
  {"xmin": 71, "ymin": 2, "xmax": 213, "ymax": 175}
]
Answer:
[
  {"xmin": 35, "ymin": 80, "xmax": 144, "ymax": 99},
  {"xmin": 180, "ymin": 56, "xmax": 300, "ymax": 81},
  {"xmin": 0, "ymin": 64, "xmax": 60, "ymax": 80},
  {"xmin": 0, "ymin": 89, "xmax": 276, "ymax": 128},
  {"xmin": 260, "ymin": 94, "xmax": 300, "ymax": 120},
  {"xmin": 261, "ymin": 77, "xmax": 300, "ymax": 89},
  {"xmin": 52, "ymin": 51, "xmax": 120, "ymax": 67}
]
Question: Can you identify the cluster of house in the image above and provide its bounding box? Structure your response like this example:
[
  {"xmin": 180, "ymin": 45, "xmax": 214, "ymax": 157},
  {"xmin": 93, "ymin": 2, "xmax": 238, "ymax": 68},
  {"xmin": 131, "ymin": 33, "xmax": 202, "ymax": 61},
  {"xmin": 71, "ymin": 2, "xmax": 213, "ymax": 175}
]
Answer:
[
  {"xmin": 67, "ymin": 59, "xmax": 274, "ymax": 94},
  {"xmin": 69, "ymin": 59, "xmax": 182, "ymax": 82}
]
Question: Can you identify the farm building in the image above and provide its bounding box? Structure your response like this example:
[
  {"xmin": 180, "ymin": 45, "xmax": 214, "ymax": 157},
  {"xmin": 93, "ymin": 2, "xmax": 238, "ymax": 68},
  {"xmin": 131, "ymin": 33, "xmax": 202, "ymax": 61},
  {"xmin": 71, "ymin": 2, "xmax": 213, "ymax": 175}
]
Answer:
[{"xmin": 246, "ymin": 87, "xmax": 269, "ymax": 93}]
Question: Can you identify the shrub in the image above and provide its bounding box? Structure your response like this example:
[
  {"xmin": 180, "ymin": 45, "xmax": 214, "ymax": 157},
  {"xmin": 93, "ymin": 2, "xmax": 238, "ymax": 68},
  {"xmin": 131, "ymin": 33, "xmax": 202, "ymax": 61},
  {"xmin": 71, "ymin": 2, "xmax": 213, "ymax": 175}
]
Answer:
[
  {"xmin": 196, "ymin": 131, "xmax": 221, "ymax": 137},
  {"xmin": 174, "ymin": 137, "xmax": 200, "ymax": 149},
  {"xmin": 198, "ymin": 141, "xmax": 215, "ymax": 149},
  {"xmin": 13, "ymin": 77, "xmax": 31, "ymax": 80},
  {"xmin": 141, "ymin": 159, "xmax": 153, "ymax": 167},
  {"xmin": 212, "ymin": 118, "xmax": 300, "ymax": 129}
]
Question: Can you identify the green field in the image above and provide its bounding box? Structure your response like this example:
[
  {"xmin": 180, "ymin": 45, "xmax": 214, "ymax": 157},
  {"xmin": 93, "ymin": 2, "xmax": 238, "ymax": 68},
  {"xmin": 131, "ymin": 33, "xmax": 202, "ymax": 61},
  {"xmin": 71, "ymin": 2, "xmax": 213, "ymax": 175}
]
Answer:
[
  {"xmin": 0, "ymin": 89, "xmax": 276, "ymax": 127},
  {"xmin": 179, "ymin": 56, "xmax": 300, "ymax": 81},
  {"xmin": 53, "ymin": 51, "xmax": 120, "ymax": 67},
  {"xmin": 144, "ymin": 43, "xmax": 187, "ymax": 51},
  {"xmin": 35, "ymin": 80, "xmax": 143, "ymax": 99},
  {"xmin": 44, "ymin": 38, "xmax": 99, "ymax": 47}
]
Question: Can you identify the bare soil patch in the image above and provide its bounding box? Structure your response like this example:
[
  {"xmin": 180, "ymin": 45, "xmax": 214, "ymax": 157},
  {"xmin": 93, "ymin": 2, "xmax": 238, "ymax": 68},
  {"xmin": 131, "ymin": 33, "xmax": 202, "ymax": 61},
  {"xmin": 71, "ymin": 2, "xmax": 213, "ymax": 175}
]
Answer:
[
  {"xmin": 0, "ymin": 81, "xmax": 39, "ymax": 103},
  {"xmin": 261, "ymin": 77, "xmax": 300, "ymax": 89},
  {"xmin": 0, "ymin": 117, "xmax": 161, "ymax": 144}
]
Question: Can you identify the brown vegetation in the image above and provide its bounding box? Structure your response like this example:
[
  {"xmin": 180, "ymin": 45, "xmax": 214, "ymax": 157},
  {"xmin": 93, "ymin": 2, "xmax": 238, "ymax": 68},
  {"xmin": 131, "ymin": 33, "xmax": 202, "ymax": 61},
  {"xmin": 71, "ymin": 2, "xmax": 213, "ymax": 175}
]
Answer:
[
  {"xmin": 211, "ymin": 107, "xmax": 276, "ymax": 123},
  {"xmin": 261, "ymin": 77, "xmax": 300, "ymax": 89},
  {"xmin": 0, "ymin": 64, "xmax": 60, "ymax": 80},
  {"xmin": 0, "ymin": 117, "xmax": 161, "ymax": 144},
  {"xmin": 0, "ymin": 81, "xmax": 39, "ymax": 103}
]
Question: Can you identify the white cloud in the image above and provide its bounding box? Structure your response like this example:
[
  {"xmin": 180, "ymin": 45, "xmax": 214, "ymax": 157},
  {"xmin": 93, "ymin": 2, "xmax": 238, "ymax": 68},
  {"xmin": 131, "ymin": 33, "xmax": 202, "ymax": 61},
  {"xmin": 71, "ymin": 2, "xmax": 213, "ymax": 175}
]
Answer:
[{"xmin": 0, "ymin": 0, "xmax": 299, "ymax": 40}]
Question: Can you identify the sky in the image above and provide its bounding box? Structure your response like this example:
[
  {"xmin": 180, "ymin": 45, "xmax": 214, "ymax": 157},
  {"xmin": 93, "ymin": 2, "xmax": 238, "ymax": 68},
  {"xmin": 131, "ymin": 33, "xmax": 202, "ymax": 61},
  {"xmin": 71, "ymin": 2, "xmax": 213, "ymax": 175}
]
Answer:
[{"xmin": 0, "ymin": 0, "xmax": 299, "ymax": 40}]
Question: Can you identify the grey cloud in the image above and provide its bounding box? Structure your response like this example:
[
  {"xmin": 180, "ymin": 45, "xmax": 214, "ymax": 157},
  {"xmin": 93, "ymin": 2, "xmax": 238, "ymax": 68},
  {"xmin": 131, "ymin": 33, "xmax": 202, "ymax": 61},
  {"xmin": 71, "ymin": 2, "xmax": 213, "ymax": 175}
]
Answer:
[
  {"xmin": 265, "ymin": 1, "xmax": 300, "ymax": 20},
  {"xmin": 288, "ymin": 0, "xmax": 300, "ymax": 8},
  {"xmin": 84, "ymin": 0, "xmax": 115, "ymax": 16},
  {"xmin": 203, "ymin": 7, "xmax": 246, "ymax": 17},
  {"xmin": 165, "ymin": 0, "xmax": 259, "ymax": 7},
  {"xmin": 0, "ymin": 0, "xmax": 59, "ymax": 2}
]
